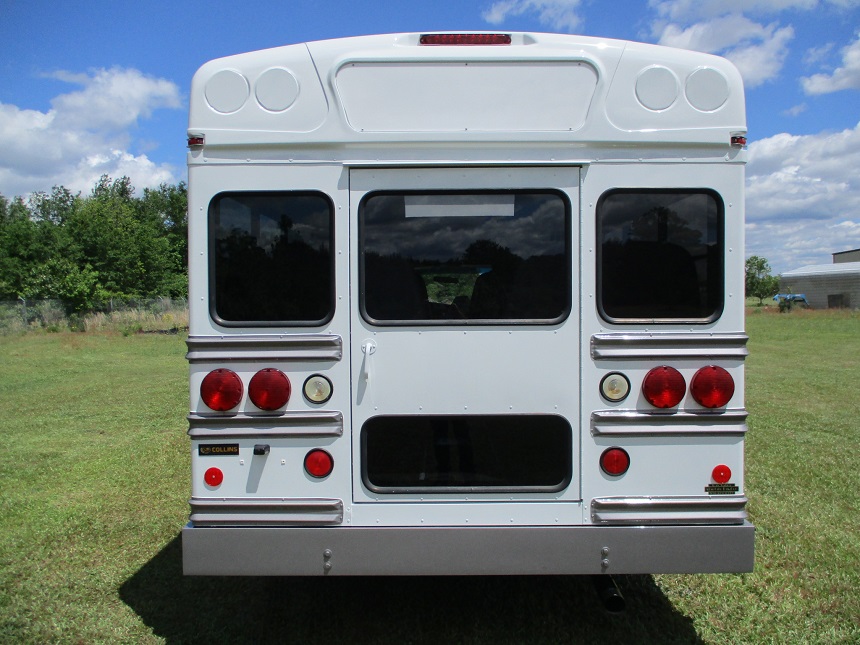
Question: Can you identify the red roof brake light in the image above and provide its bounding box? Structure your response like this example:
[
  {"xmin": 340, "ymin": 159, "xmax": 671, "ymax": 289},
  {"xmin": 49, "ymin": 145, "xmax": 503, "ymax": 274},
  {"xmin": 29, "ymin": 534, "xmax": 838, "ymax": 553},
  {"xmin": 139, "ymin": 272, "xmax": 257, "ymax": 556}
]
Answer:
[{"xmin": 420, "ymin": 33, "xmax": 512, "ymax": 46}]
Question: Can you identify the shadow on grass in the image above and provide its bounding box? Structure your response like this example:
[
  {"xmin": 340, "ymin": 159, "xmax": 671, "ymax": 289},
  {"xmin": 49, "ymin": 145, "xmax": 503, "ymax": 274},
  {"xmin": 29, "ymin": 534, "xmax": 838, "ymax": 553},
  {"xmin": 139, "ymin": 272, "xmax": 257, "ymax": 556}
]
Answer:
[{"xmin": 120, "ymin": 535, "xmax": 703, "ymax": 644}]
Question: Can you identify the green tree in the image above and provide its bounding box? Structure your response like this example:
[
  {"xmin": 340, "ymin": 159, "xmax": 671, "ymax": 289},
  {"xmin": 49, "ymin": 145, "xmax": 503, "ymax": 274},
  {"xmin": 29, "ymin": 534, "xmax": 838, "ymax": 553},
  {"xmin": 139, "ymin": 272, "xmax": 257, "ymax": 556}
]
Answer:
[{"xmin": 745, "ymin": 255, "xmax": 780, "ymax": 306}]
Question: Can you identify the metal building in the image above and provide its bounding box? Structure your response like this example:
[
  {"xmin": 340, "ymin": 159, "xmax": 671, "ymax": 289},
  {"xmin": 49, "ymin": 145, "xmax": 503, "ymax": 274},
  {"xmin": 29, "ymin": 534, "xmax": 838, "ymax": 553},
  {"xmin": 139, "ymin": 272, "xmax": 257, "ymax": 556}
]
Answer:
[{"xmin": 780, "ymin": 259, "xmax": 860, "ymax": 309}]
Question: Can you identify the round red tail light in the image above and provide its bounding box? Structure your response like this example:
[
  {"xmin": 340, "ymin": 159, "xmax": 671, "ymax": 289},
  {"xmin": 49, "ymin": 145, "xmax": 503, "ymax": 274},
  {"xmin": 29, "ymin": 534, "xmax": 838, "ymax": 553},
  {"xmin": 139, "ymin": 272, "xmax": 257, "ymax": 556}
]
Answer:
[
  {"xmin": 691, "ymin": 366, "xmax": 735, "ymax": 408},
  {"xmin": 600, "ymin": 447, "xmax": 630, "ymax": 476},
  {"xmin": 642, "ymin": 366, "xmax": 686, "ymax": 408},
  {"xmin": 200, "ymin": 369, "xmax": 243, "ymax": 411},
  {"xmin": 304, "ymin": 449, "xmax": 334, "ymax": 479},
  {"xmin": 249, "ymin": 368, "xmax": 291, "ymax": 410}
]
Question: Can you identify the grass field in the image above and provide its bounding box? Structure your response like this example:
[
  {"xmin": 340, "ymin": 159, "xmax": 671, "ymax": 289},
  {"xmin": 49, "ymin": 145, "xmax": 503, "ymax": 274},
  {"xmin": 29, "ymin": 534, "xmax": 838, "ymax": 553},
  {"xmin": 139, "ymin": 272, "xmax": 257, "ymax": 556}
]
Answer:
[{"xmin": 1, "ymin": 310, "xmax": 858, "ymax": 643}]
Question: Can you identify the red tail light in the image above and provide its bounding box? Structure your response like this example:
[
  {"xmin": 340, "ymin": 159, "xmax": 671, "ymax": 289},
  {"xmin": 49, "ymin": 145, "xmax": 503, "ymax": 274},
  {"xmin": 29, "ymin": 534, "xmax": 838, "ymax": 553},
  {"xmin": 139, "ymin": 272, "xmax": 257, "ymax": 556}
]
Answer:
[
  {"xmin": 600, "ymin": 447, "xmax": 630, "ymax": 476},
  {"xmin": 248, "ymin": 368, "xmax": 291, "ymax": 410},
  {"xmin": 642, "ymin": 366, "xmax": 686, "ymax": 408},
  {"xmin": 691, "ymin": 366, "xmax": 735, "ymax": 408},
  {"xmin": 200, "ymin": 369, "xmax": 243, "ymax": 411},
  {"xmin": 304, "ymin": 449, "xmax": 334, "ymax": 478},
  {"xmin": 420, "ymin": 33, "xmax": 512, "ymax": 45}
]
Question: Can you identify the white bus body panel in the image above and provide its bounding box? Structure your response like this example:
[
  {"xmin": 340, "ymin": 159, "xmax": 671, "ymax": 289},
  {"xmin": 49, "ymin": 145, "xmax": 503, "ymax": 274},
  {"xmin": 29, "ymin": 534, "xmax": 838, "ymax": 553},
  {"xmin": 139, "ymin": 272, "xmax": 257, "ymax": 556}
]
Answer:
[{"xmin": 183, "ymin": 32, "xmax": 753, "ymax": 576}]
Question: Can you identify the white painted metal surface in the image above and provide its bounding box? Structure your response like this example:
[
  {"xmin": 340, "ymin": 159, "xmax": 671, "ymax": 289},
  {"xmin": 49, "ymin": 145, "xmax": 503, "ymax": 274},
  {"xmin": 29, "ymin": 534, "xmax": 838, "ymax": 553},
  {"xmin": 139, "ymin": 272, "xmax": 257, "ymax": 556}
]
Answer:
[{"xmin": 183, "ymin": 32, "xmax": 751, "ymax": 575}]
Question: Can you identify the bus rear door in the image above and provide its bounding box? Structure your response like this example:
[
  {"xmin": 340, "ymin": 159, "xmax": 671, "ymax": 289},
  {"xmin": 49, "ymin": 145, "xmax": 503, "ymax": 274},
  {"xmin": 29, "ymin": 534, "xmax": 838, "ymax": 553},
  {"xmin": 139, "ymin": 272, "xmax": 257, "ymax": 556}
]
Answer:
[{"xmin": 348, "ymin": 166, "xmax": 582, "ymax": 525}]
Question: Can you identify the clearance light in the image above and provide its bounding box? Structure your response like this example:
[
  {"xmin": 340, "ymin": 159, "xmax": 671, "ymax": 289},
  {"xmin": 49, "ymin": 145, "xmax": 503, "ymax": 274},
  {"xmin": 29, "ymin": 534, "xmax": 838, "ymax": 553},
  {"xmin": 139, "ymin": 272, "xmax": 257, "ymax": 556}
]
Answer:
[
  {"xmin": 600, "ymin": 447, "xmax": 630, "ymax": 477},
  {"xmin": 187, "ymin": 135, "xmax": 204, "ymax": 148},
  {"xmin": 204, "ymin": 467, "xmax": 224, "ymax": 487},
  {"xmin": 691, "ymin": 366, "xmax": 735, "ymax": 408},
  {"xmin": 303, "ymin": 374, "xmax": 333, "ymax": 404},
  {"xmin": 248, "ymin": 368, "xmax": 291, "ymax": 411},
  {"xmin": 420, "ymin": 33, "xmax": 512, "ymax": 46},
  {"xmin": 712, "ymin": 464, "xmax": 732, "ymax": 484},
  {"xmin": 731, "ymin": 135, "xmax": 747, "ymax": 147},
  {"xmin": 600, "ymin": 372, "xmax": 631, "ymax": 402},
  {"xmin": 642, "ymin": 366, "xmax": 686, "ymax": 409},
  {"xmin": 304, "ymin": 449, "xmax": 334, "ymax": 478},
  {"xmin": 200, "ymin": 369, "xmax": 243, "ymax": 411}
]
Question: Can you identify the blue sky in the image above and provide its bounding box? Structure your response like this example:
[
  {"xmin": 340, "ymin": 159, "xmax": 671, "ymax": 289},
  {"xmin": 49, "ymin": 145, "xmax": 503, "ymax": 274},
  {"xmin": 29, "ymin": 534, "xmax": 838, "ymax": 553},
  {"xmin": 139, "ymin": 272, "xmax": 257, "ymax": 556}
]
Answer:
[{"xmin": 1, "ymin": 0, "xmax": 858, "ymax": 273}]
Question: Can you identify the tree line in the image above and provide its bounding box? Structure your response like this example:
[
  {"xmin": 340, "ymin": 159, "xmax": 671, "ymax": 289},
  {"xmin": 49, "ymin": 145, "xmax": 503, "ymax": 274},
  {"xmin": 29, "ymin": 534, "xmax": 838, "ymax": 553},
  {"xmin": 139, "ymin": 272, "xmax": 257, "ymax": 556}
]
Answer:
[{"xmin": 0, "ymin": 176, "xmax": 187, "ymax": 313}]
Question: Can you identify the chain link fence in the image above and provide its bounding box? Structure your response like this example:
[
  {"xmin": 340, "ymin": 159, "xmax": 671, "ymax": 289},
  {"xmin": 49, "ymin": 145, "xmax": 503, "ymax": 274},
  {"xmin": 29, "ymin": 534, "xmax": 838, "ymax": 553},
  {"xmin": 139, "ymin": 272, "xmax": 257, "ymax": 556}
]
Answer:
[{"xmin": 0, "ymin": 297, "xmax": 189, "ymax": 334}]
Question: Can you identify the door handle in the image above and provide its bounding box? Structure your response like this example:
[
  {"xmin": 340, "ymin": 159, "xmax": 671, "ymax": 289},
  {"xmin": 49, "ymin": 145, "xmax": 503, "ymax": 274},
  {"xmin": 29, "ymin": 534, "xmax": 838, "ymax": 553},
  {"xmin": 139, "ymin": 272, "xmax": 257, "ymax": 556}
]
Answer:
[{"xmin": 361, "ymin": 339, "xmax": 377, "ymax": 382}]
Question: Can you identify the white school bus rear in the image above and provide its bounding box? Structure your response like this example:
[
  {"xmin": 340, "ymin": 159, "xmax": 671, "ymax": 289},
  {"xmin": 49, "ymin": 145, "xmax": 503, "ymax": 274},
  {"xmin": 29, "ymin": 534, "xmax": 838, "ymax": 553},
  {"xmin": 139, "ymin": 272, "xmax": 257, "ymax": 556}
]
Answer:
[{"xmin": 183, "ymin": 32, "xmax": 754, "ymax": 576}]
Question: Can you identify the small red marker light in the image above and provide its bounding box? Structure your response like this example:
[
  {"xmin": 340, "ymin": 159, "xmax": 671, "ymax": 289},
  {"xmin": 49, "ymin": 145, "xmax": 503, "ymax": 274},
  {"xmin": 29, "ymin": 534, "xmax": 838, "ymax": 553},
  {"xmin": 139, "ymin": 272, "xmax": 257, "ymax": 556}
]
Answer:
[
  {"xmin": 187, "ymin": 135, "xmax": 204, "ymax": 148},
  {"xmin": 204, "ymin": 467, "xmax": 224, "ymax": 487},
  {"xmin": 600, "ymin": 447, "xmax": 630, "ymax": 477},
  {"xmin": 304, "ymin": 449, "xmax": 334, "ymax": 478},
  {"xmin": 712, "ymin": 464, "xmax": 732, "ymax": 484},
  {"xmin": 731, "ymin": 135, "xmax": 747, "ymax": 147},
  {"xmin": 642, "ymin": 366, "xmax": 686, "ymax": 408}
]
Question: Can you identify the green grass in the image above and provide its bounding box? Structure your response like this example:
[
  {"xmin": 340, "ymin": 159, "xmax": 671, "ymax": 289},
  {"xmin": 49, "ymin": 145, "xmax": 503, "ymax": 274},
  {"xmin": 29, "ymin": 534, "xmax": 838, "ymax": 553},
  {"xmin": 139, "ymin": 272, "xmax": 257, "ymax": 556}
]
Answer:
[{"xmin": 1, "ymin": 311, "xmax": 858, "ymax": 643}]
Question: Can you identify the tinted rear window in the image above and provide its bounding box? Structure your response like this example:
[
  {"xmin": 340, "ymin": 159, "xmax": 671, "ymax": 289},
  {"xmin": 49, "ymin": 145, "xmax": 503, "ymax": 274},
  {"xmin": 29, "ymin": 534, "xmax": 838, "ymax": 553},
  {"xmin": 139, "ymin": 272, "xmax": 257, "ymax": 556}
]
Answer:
[
  {"xmin": 362, "ymin": 415, "xmax": 572, "ymax": 493},
  {"xmin": 360, "ymin": 191, "xmax": 570, "ymax": 324},
  {"xmin": 597, "ymin": 189, "xmax": 723, "ymax": 322},
  {"xmin": 209, "ymin": 192, "xmax": 334, "ymax": 325}
]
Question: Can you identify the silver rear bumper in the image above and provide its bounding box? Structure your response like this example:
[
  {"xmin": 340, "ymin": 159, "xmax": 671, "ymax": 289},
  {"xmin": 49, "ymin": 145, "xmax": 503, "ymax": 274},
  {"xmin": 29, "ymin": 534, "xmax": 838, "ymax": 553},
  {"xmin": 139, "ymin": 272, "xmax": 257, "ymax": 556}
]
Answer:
[{"xmin": 182, "ymin": 522, "xmax": 754, "ymax": 576}]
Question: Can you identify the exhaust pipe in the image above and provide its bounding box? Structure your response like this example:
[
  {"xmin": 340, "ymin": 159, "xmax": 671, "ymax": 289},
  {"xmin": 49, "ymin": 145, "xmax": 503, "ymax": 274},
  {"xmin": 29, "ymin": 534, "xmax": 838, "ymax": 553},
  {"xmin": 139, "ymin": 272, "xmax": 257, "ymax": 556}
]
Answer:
[{"xmin": 591, "ymin": 575, "xmax": 626, "ymax": 613}]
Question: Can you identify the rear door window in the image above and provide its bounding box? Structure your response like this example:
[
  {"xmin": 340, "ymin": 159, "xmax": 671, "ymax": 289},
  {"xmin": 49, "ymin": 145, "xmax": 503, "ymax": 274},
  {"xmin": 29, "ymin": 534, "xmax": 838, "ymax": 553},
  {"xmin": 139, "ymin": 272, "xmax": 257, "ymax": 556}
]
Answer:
[{"xmin": 359, "ymin": 191, "xmax": 570, "ymax": 324}]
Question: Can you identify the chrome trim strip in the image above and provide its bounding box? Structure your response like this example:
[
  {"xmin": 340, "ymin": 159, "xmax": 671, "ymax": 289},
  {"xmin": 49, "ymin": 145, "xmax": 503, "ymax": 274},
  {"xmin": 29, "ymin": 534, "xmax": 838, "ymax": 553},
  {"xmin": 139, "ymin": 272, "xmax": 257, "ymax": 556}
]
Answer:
[
  {"xmin": 590, "ymin": 495, "xmax": 748, "ymax": 525},
  {"xmin": 188, "ymin": 411, "xmax": 343, "ymax": 438},
  {"xmin": 189, "ymin": 497, "xmax": 344, "ymax": 526},
  {"xmin": 591, "ymin": 410, "xmax": 748, "ymax": 436},
  {"xmin": 186, "ymin": 334, "xmax": 342, "ymax": 363},
  {"xmin": 591, "ymin": 333, "xmax": 749, "ymax": 360}
]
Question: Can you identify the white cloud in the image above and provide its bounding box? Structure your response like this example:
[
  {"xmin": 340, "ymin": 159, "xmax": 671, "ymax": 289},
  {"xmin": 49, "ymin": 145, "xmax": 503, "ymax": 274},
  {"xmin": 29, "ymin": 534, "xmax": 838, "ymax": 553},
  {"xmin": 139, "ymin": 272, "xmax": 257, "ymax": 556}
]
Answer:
[
  {"xmin": 655, "ymin": 16, "xmax": 794, "ymax": 87},
  {"xmin": 648, "ymin": 0, "xmax": 843, "ymax": 22},
  {"xmin": 482, "ymin": 0, "xmax": 584, "ymax": 32},
  {"xmin": 0, "ymin": 67, "xmax": 182, "ymax": 198},
  {"xmin": 724, "ymin": 25, "xmax": 795, "ymax": 87},
  {"xmin": 745, "ymin": 123, "xmax": 860, "ymax": 271},
  {"xmin": 801, "ymin": 32, "xmax": 860, "ymax": 93}
]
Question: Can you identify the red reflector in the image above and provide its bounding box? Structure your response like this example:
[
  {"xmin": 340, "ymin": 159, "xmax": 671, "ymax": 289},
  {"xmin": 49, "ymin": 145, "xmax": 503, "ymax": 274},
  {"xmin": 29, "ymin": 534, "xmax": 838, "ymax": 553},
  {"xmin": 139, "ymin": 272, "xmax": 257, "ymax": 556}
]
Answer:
[
  {"xmin": 420, "ymin": 33, "xmax": 512, "ymax": 46},
  {"xmin": 691, "ymin": 366, "xmax": 735, "ymax": 408},
  {"xmin": 712, "ymin": 464, "xmax": 732, "ymax": 484},
  {"xmin": 304, "ymin": 449, "xmax": 334, "ymax": 478},
  {"xmin": 248, "ymin": 368, "xmax": 291, "ymax": 411},
  {"xmin": 204, "ymin": 467, "xmax": 224, "ymax": 487},
  {"xmin": 200, "ymin": 369, "xmax": 243, "ymax": 411},
  {"xmin": 642, "ymin": 366, "xmax": 686, "ymax": 408},
  {"xmin": 600, "ymin": 447, "xmax": 630, "ymax": 476}
]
